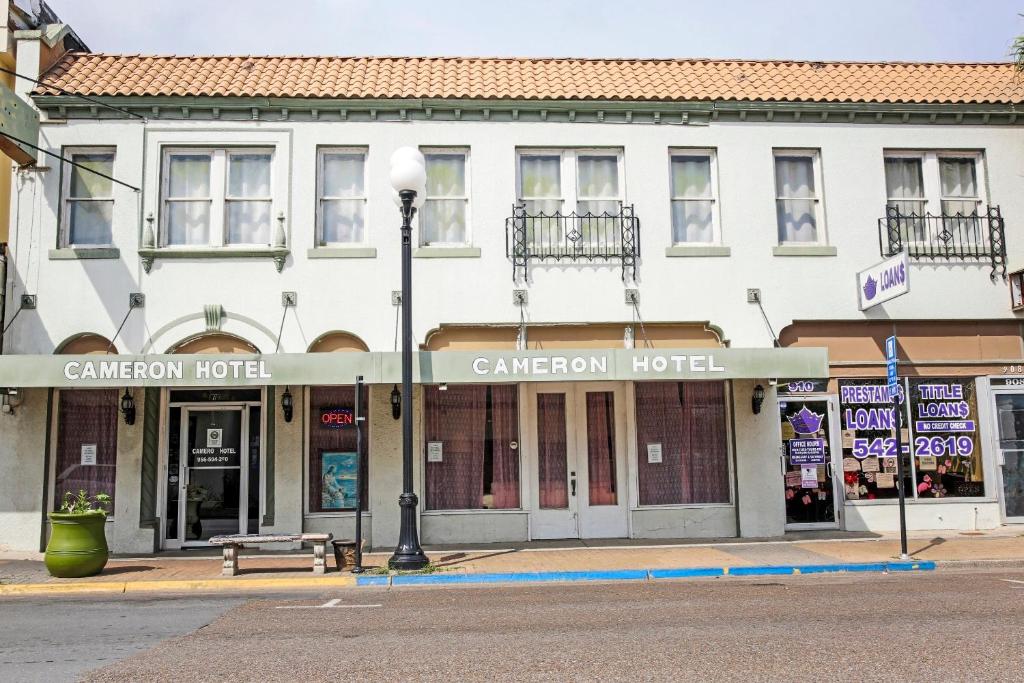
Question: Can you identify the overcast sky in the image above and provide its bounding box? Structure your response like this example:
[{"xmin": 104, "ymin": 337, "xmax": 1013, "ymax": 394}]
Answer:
[{"xmin": 51, "ymin": 0, "xmax": 1023, "ymax": 62}]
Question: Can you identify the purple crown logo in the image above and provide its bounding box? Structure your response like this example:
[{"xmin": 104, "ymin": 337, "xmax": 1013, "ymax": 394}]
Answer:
[
  {"xmin": 862, "ymin": 275, "xmax": 878, "ymax": 301},
  {"xmin": 788, "ymin": 406, "xmax": 824, "ymax": 435}
]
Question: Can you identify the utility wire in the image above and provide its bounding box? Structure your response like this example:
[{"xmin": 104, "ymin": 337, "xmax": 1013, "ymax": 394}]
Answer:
[
  {"xmin": 274, "ymin": 305, "xmax": 289, "ymax": 353},
  {"xmin": 2, "ymin": 303, "xmax": 24, "ymax": 335},
  {"xmin": 106, "ymin": 305, "xmax": 136, "ymax": 354},
  {"xmin": 1, "ymin": 131, "xmax": 140, "ymax": 191},
  {"xmin": 0, "ymin": 65, "xmax": 146, "ymax": 120}
]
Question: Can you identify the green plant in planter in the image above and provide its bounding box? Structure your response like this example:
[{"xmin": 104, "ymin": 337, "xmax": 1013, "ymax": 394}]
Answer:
[{"xmin": 44, "ymin": 490, "xmax": 111, "ymax": 578}]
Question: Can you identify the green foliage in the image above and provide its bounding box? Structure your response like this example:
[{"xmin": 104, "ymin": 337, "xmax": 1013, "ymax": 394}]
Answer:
[
  {"xmin": 1014, "ymin": 18, "xmax": 1024, "ymax": 72},
  {"xmin": 59, "ymin": 490, "xmax": 111, "ymax": 515}
]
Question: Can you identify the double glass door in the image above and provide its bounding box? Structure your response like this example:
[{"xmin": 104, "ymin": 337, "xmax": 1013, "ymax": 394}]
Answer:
[
  {"xmin": 529, "ymin": 383, "xmax": 628, "ymax": 539},
  {"xmin": 994, "ymin": 392, "xmax": 1024, "ymax": 522},
  {"xmin": 779, "ymin": 396, "xmax": 842, "ymax": 529},
  {"xmin": 165, "ymin": 403, "xmax": 259, "ymax": 548}
]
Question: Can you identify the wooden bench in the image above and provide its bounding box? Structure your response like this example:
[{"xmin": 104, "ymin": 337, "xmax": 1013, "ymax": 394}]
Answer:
[{"xmin": 208, "ymin": 533, "xmax": 333, "ymax": 576}]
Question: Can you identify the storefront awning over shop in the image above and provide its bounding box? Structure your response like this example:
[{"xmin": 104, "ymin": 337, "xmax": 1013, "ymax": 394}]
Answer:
[{"xmin": 0, "ymin": 347, "xmax": 828, "ymax": 388}]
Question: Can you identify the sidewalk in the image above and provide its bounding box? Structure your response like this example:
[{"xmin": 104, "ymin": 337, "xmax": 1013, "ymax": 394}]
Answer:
[{"xmin": 2, "ymin": 529, "xmax": 1022, "ymax": 596}]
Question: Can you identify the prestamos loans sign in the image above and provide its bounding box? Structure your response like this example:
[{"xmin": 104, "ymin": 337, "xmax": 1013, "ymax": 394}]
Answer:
[{"xmin": 0, "ymin": 347, "xmax": 828, "ymax": 388}]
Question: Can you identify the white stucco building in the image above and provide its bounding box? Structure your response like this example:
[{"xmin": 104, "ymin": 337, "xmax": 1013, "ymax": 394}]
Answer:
[{"xmin": 1, "ymin": 44, "xmax": 1022, "ymax": 554}]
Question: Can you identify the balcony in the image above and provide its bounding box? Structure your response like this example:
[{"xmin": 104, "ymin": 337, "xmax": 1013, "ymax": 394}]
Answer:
[
  {"xmin": 878, "ymin": 205, "xmax": 1007, "ymax": 280},
  {"xmin": 505, "ymin": 203, "xmax": 640, "ymax": 281}
]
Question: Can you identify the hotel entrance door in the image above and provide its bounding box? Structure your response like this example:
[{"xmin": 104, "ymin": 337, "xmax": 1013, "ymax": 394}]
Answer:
[
  {"xmin": 528, "ymin": 383, "xmax": 628, "ymax": 539},
  {"xmin": 162, "ymin": 389, "xmax": 262, "ymax": 549}
]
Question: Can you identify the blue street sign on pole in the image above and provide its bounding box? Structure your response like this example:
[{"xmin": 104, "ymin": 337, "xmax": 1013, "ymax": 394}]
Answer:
[
  {"xmin": 886, "ymin": 335, "xmax": 899, "ymax": 397},
  {"xmin": 885, "ymin": 334, "xmax": 910, "ymax": 560}
]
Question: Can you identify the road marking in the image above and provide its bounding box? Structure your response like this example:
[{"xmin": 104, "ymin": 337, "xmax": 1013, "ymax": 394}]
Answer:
[
  {"xmin": 999, "ymin": 579, "xmax": 1024, "ymax": 585},
  {"xmin": 276, "ymin": 599, "xmax": 382, "ymax": 610}
]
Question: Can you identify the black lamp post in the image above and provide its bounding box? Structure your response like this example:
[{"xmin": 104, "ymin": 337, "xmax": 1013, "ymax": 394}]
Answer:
[{"xmin": 388, "ymin": 147, "xmax": 429, "ymax": 570}]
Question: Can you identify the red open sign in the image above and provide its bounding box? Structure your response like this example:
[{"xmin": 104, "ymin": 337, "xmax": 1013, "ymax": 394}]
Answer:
[{"xmin": 320, "ymin": 408, "xmax": 354, "ymax": 429}]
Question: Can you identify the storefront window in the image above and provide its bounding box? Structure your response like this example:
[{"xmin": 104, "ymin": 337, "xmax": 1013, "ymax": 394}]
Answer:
[
  {"xmin": 424, "ymin": 384, "xmax": 520, "ymax": 510},
  {"xmin": 906, "ymin": 377, "xmax": 983, "ymax": 498},
  {"xmin": 634, "ymin": 382, "xmax": 730, "ymax": 506},
  {"xmin": 308, "ymin": 386, "xmax": 368, "ymax": 513},
  {"xmin": 54, "ymin": 389, "xmax": 118, "ymax": 511},
  {"xmin": 838, "ymin": 377, "xmax": 984, "ymax": 500}
]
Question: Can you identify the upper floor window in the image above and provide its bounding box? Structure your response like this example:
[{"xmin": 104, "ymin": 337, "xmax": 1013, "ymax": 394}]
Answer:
[
  {"xmin": 317, "ymin": 148, "xmax": 366, "ymax": 245},
  {"xmin": 669, "ymin": 149, "xmax": 718, "ymax": 244},
  {"xmin": 884, "ymin": 151, "xmax": 984, "ymax": 217},
  {"xmin": 773, "ymin": 149, "xmax": 825, "ymax": 245},
  {"xmin": 161, "ymin": 148, "xmax": 273, "ymax": 247},
  {"xmin": 61, "ymin": 148, "xmax": 115, "ymax": 247},
  {"xmin": 420, "ymin": 149, "xmax": 469, "ymax": 246},
  {"xmin": 517, "ymin": 149, "xmax": 624, "ymax": 216}
]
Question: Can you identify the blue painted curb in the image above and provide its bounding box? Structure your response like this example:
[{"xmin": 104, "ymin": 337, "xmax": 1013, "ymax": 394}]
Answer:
[{"xmin": 354, "ymin": 560, "xmax": 935, "ymax": 587}]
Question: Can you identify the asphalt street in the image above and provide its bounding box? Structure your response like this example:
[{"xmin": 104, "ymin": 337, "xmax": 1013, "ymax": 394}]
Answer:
[{"xmin": 3, "ymin": 568, "xmax": 1024, "ymax": 682}]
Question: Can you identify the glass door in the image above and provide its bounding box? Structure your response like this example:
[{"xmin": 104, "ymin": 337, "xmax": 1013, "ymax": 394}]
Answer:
[
  {"xmin": 574, "ymin": 384, "xmax": 628, "ymax": 538},
  {"xmin": 528, "ymin": 383, "xmax": 628, "ymax": 539},
  {"xmin": 994, "ymin": 392, "xmax": 1024, "ymax": 522},
  {"xmin": 530, "ymin": 386, "xmax": 578, "ymax": 539},
  {"xmin": 779, "ymin": 396, "xmax": 841, "ymax": 529},
  {"xmin": 179, "ymin": 407, "xmax": 247, "ymax": 545}
]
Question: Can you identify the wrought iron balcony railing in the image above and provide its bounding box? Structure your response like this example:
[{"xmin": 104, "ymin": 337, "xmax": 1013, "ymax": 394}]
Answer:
[
  {"xmin": 878, "ymin": 205, "xmax": 1007, "ymax": 280},
  {"xmin": 505, "ymin": 203, "xmax": 640, "ymax": 281}
]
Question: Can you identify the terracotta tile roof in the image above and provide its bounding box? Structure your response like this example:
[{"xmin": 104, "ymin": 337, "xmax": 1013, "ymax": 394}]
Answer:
[{"xmin": 33, "ymin": 53, "xmax": 1024, "ymax": 105}]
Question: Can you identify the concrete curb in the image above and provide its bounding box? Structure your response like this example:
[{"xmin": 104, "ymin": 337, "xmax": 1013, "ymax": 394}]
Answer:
[
  {"xmin": 357, "ymin": 561, "xmax": 936, "ymax": 587},
  {"xmin": 0, "ymin": 574, "xmax": 357, "ymax": 597}
]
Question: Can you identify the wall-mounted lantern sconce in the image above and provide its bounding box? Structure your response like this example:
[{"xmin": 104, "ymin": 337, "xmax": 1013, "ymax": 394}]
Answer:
[
  {"xmin": 281, "ymin": 387, "xmax": 294, "ymax": 423},
  {"xmin": 120, "ymin": 388, "xmax": 136, "ymax": 425},
  {"xmin": 390, "ymin": 384, "xmax": 401, "ymax": 420},
  {"xmin": 2, "ymin": 388, "xmax": 23, "ymax": 415},
  {"xmin": 752, "ymin": 384, "xmax": 765, "ymax": 415}
]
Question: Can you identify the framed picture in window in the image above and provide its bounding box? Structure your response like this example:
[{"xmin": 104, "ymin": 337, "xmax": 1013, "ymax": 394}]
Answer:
[{"xmin": 321, "ymin": 451, "xmax": 359, "ymax": 510}]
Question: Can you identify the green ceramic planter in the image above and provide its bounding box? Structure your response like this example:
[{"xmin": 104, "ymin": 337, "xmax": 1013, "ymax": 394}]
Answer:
[{"xmin": 45, "ymin": 511, "xmax": 109, "ymax": 578}]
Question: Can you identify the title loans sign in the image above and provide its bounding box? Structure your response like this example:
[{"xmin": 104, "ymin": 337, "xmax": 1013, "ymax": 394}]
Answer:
[{"xmin": 857, "ymin": 251, "xmax": 909, "ymax": 310}]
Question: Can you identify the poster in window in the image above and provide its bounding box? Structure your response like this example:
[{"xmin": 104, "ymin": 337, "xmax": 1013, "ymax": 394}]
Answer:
[
  {"xmin": 321, "ymin": 451, "xmax": 359, "ymax": 510},
  {"xmin": 427, "ymin": 441, "xmax": 443, "ymax": 463},
  {"xmin": 80, "ymin": 443, "xmax": 97, "ymax": 466},
  {"xmin": 646, "ymin": 443, "xmax": 663, "ymax": 464},
  {"xmin": 906, "ymin": 377, "xmax": 983, "ymax": 498}
]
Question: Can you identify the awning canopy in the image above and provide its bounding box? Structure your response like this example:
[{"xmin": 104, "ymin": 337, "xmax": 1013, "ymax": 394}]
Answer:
[{"xmin": 0, "ymin": 347, "xmax": 828, "ymax": 388}]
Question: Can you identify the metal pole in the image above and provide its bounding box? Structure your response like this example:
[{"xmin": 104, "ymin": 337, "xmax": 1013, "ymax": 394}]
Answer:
[
  {"xmin": 388, "ymin": 190, "xmax": 429, "ymax": 570},
  {"xmin": 352, "ymin": 374, "xmax": 365, "ymax": 574},
  {"xmin": 894, "ymin": 390, "xmax": 910, "ymax": 560}
]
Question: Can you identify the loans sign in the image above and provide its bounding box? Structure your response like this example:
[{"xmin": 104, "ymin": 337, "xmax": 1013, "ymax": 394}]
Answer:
[{"xmin": 857, "ymin": 251, "xmax": 909, "ymax": 310}]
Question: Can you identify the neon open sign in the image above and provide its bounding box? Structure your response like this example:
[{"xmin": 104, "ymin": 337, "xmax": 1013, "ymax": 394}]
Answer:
[{"xmin": 320, "ymin": 407, "xmax": 354, "ymax": 429}]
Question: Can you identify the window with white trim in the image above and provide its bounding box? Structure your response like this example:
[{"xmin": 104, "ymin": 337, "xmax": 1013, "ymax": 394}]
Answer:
[
  {"xmin": 61, "ymin": 147, "xmax": 115, "ymax": 247},
  {"xmin": 516, "ymin": 149, "xmax": 624, "ymax": 249},
  {"xmin": 883, "ymin": 151, "xmax": 985, "ymax": 217},
  {"xmin": 669, "ymin": 149, "xmax": 719, "ymax": 244},
  {"xmin": 420, "ymin": 149, "xmax": 470, "ymax": 246},
  {"xmin": 317, "ymin": 148, "xmax": 366, "ymax": 245},
  {"xmin": 773, "ymin": 149, "xmax": 825, "ymax": 245},
  {"xmin": 160, "ymin": 148, "xmax": 274, "ymax": 247}
]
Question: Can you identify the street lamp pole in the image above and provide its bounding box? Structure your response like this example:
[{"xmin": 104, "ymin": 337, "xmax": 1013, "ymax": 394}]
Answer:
[{"xmin": 388, "ymin": 148, "xmax": 429, "ymax": 570}]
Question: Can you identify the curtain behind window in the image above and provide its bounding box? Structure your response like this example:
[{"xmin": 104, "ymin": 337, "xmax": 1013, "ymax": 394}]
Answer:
[
  {"xmin": 421, "ymin": 154, "xmax": 467, "ymax": 245},
  {"xmin": 774, "ymin": 156, "xmax": 818, "ymax": 243},
  {"xmin": 940, "ymin": 158, "xmax": 979, "ymax": 216},
  {"xmin": 308, "ymin": 386, "xmax": 368, "ymax": 513},
  {"xmin": 635, "ymin": 382, "xmax": 729, "ymax": 505},
  {"xmin": 489, "ymin": 384, "xmax": 521, "ymax": 509},
  {"xmin": 320, "ymin": 153, "xmax": 365, "ymax": 244},
  {"xmin": 425, "ymin": 385, "xmax": 487, "ymax": 510},
  {"xmin": 55, "ymin": 390, "xmax": 118, "ymax": 510},
  {"xmin": 226, "ymin": 154, "xmax": 272, "ymax": 245},
  {"xmin": 670, "ymin": 156, "xmax": 713, "ymax": 243},
  {"xmin": 165, "ymin": 154, "xmax": 211, "ymax": 246}
]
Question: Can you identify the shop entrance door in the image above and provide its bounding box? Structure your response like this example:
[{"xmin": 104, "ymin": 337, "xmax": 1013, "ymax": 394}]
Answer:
[
  {"xmin": 778, "ymin": 396, "xmax": 842, "ymax": 529},
  {"xmin": 178, "ymin": 406, "xmax": 248, "ymax": 545},
  {"xmin": 528, "ymin": 383, "xmax": 628, "ymax": 539},
  {"xmin": 993, "ymin": 392, "xmax": 1024, "ymax": 523}
]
